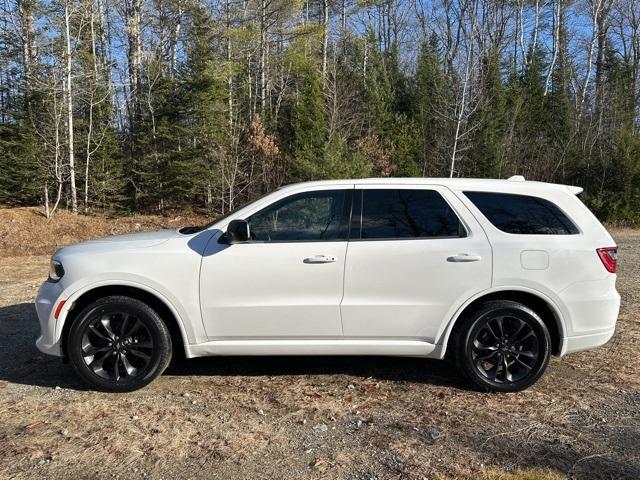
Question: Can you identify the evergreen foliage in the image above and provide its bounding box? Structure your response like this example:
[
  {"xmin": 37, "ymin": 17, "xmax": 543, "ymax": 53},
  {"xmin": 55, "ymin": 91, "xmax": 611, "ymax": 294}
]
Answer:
[{"xmin": 0, "ymin": 0, "xmax": 638, "ymax": 224}]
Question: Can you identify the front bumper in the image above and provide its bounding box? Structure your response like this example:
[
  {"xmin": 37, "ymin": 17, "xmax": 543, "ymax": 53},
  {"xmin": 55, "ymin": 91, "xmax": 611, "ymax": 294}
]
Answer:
[{"xmin": 35, "ymin": 280, "xmax": 65, "ymax": 357}]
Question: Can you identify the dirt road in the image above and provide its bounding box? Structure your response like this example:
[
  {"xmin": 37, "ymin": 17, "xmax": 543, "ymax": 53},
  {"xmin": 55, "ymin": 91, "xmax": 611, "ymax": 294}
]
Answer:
[{"xmin": 1, "ymin": 230, "xmax": 638, "ymax": 479}]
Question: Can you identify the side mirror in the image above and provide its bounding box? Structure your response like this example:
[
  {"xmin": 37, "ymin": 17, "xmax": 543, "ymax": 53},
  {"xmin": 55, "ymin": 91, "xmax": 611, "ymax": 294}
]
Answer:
[{"xmin": 225, "ymin": 219, "xmax": 250, "ymax": 244}]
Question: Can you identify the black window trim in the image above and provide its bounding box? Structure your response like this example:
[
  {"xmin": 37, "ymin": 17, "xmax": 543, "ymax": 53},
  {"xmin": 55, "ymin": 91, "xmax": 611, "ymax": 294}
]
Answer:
[
  {"xmin": 462, "ymin": 190, "xmax": 581, "ymax": 236},
  {"xmin": 237, "ymin": 188, "xmax": 355, "ymax": 244},
  {"xmin": 349, "ymin": 187, "xmax": 469, "ymax": 242}
]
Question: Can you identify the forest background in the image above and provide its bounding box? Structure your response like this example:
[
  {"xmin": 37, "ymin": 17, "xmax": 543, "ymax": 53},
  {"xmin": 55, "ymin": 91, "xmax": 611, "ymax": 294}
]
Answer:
[{"xmin": 0, "ymin": 0, "xmax": 639, "ymax": 224}]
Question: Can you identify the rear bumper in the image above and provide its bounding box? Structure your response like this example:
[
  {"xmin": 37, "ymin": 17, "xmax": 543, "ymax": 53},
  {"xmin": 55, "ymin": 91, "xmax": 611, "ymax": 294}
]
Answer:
[
  {"xmin": 562, "ymin": 326, "xmax": 616, "ymax": 355},
  {"xmin": 35, "ymin": 280, "xmax": 65, "ymax": 357},
  {"xmin": 558, "ymin": 277, "xmax": 620, "ymax": 356}
]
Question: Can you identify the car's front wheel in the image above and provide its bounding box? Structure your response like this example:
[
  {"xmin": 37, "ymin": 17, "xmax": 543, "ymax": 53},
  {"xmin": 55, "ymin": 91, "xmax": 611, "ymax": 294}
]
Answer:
[
  {"xmin": 453, "ymin": 300, "xmax": 551, "ymax": 392},
  {"xmin": 67, "ymin": 296, "xmax": 172, "ymax": 392}
]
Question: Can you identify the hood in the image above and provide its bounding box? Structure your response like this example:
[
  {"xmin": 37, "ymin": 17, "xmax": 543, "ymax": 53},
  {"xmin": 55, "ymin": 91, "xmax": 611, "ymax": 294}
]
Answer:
[
  {"xmin": 80, "ymin": 229, "xmax": 179, "ymax": 246},
  {"xmin": 55, "ymin": 229, "xmax": 180, "ymax": 258}
]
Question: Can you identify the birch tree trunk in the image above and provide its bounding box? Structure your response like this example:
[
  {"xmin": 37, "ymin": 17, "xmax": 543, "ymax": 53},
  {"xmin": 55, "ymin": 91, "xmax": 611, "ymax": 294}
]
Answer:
[
  {"xmin": 18, "ymin": 0, "xmax": 37, "ymax": 86},
  {"xmin": 127, "ymin": 0, "xmax": 142, "ymax": 132},
  {"xmin": 449, "ymin": 1, "xmax": 478, "ymax": 178},
  {"xmin": 594, "ymin": 0, "xmax": 612, "ymax": 129},
  {"xmin": 321, "ymin": 0, "xmax": 329, "ymax": 79},
  {"xmin": 226, "ymin": 0, "xmax": 233, "ymax": 130},
  {"xmin": 64, "ymin": 0, "xmax": 78, "ymax": 213},
  {"xmin": 622, "ymin": 0, "xmax": 640, "ymax": 130},
  {"xmin": 170, "ymin": 0, "xmax": 183, "ymax": 78},
  {"xmin": 85, "ymin": 3, "xmax": 96, "ymax": 211},
  {"xmin": 50, "ymin": 78, "xmax": 64, "ymax": 217},
  {"xmin": 581, "ymin": 0, "xmax": 606, "ymax": 110},
  {"xmin": 44, "ymin": 184, "xmax": 50, "ymax": 218},
  {"xmin": 544, "ymin": 0, "xmax": 562, "ymax": 96},
  {"xmin": 531, "ymin": 0, "xmax": 540, "ymax": 56},
  {"xmin": 450, "ymin": 45, "xmax": 472, "ymax": 178},
  {"xmin": 259, "ymin": 0, "xmax": 267, "ymax": 116}
]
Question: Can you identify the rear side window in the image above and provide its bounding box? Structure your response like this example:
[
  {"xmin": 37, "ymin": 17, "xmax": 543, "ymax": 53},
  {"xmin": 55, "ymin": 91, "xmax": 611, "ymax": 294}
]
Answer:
[
  {"xmin": 464, "ymin": 191, "xmax": 579, "ymax": 235},
  {"xmin": 358, "ymin": 189, "xmax": 464, "ymax": 239}
]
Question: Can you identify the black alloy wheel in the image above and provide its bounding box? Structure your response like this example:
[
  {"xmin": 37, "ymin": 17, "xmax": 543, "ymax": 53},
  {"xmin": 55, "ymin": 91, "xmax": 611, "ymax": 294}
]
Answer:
[
  {"xmin": 68, "ymin": 296, "xmax": 172, "ymax": 392},
  {"xmin": 453, "ymin": 300, "xmax": 551, "ymax": 392},
  {"xmin": 81, "ymin": 311, "xmax": 153, "ymax": 381}
]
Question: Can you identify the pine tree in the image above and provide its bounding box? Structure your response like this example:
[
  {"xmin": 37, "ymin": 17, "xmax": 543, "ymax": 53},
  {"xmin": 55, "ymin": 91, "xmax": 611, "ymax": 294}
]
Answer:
[
  {"xmin": 288, "ymin": 41, "xmax": 328, "ymax": 179},
  {"xmin": 466, "ymin": 48, "xmax": 506, "ymax": 178},
  {"xmin": 414, "ymin": 35, "xmax": 450, "ymax": 177}
]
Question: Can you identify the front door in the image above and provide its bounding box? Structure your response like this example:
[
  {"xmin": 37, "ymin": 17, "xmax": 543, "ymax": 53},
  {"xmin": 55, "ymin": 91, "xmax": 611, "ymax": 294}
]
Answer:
[{"xmin": 199, "ymin": 187, "xmax": 353, "ymax": 339}]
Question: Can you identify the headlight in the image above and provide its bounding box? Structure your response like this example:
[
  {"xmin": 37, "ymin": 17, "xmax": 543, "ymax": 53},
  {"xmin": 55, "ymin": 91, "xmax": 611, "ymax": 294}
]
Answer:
[{"xmin": 49, "ymin": 259, "xmax": 65, "ymax": 281}]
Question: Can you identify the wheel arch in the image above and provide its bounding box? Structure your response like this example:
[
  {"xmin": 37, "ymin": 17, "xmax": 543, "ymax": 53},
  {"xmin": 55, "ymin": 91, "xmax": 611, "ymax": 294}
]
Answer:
[
  {"xmin": 59, "ymin": 283, "xmax": 189, "ymax": 361},
  {"xmin": 439, "ymin": 288, "xmax": 566, "ymax": 358}
]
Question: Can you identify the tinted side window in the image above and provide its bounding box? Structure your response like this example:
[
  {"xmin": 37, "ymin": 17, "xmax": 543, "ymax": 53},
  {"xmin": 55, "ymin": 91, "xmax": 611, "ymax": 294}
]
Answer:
[
  {"xmin": 359, "ymin": 189, "xmax": 463, "ymax": 239},
  {"xmin": 248, "ymin": 190, "xmax": 350, "ymax": 242},
  {"xmin": 464, "ymin": 191, "xmax": 579, "ymax": 235}
]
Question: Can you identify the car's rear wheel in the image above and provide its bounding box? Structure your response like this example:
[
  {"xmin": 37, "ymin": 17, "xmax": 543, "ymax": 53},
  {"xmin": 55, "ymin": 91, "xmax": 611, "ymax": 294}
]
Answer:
[
  {"xmin": 67, "ymin": 296, "xmax": 172, "ymax": 392},
  {"xmin": 453, "ymin": 300, "xmax": 551, "ymax": 392}
]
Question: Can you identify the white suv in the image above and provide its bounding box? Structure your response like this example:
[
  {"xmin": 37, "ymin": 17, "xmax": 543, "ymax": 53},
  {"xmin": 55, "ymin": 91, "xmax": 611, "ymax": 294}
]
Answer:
[{"xmin": 35, "ymin": 177, "xmax": 620, "ymax": 392}]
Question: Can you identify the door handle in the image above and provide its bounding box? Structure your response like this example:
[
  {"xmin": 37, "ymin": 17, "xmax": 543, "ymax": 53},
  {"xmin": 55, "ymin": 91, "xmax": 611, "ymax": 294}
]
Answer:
[
  {"xmin": 447, "ymin": 254, "xmax": 482, "ymax": 263},
  {"xmin": 304, "ymin": 255, "xmax": 337, "ymax": 264}
]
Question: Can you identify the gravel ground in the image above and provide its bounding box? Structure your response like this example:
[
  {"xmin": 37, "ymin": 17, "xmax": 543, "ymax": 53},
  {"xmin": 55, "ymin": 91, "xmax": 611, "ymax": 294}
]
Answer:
[{"xmin": 0, "ymin": 230, "xmax": 638, "ymax": 480}]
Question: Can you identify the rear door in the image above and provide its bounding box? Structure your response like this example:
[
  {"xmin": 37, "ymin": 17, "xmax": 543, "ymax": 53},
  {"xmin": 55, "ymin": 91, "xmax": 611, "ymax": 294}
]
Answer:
[{"xmin": 340, "ymin": 184, "xmax": 492, "ymax": 343}]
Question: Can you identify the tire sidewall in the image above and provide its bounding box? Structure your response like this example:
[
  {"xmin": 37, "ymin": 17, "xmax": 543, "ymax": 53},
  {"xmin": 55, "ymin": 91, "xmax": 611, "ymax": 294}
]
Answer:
[
  {"xmin": 67, "ymin": 296, "xmax": 172, "ymax": 392},
  {"xmin": 460, "ymin": 302, "xmax": 551, "ymax": 393}
]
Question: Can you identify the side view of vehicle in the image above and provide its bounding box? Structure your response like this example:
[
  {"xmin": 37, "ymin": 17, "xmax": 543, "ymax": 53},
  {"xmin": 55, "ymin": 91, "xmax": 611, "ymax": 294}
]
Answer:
[{"xmin": 35, "ymin": 176, "xmax": 620, "ymax": 392}]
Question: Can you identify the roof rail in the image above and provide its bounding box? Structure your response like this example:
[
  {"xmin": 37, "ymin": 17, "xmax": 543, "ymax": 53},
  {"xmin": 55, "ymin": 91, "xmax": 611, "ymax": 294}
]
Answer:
[{"xmin": 508, "ymin": 175, "xmax": 526, "ymax": 182}]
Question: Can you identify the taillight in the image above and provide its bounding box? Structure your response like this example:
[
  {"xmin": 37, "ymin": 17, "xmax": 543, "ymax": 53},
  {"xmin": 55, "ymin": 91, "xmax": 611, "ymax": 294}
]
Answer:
[{"xmin": 596, "ymin": 247, "xmax": 618, "ymax": 273}]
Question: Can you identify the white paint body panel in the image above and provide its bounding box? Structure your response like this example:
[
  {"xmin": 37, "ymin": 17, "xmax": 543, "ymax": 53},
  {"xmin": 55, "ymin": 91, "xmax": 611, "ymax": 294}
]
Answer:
[
  {"xmin": 341, "ymin": 184, "xmax": 492, "ymax": 343},
  {"xmin": 35, "ymin": 177, "xmax": 620, "ymax": 361},
  {"xmin": 186, "ymin": 339, "xmax": 436, "ymax": 357},
  {"xmin": 199, "ymin": 240, "xmax": 348, "ymax": 339}
]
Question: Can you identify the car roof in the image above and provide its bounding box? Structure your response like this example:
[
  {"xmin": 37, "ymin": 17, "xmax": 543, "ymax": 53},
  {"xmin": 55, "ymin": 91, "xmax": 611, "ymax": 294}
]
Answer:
[{"xmin": 279, "ymin": 177, "xmax": 583, "ymax": 195}]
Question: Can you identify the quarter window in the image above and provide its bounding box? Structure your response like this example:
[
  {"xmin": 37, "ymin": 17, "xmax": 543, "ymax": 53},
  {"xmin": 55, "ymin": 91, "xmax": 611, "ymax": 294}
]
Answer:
[
  {"xmin": 358, "ymin": 189, "xmax": 464, "ymax": 239},
  {"xmin": 247, "ymin": 190, "xmax": 350, "ymax": 242},
  {"xmin": 464, "ymin": 191, "xmax": 579, "ymax": 235}
]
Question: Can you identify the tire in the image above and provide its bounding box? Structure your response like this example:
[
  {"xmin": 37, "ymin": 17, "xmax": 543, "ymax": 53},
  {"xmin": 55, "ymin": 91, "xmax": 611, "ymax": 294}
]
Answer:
[
  {"xmin": 67, "ymin": 295, "xmax": 172, "ymax": 392},
  {"xmin": 452, "ymin": 300, "xmax": 551, "ymax": 393}
]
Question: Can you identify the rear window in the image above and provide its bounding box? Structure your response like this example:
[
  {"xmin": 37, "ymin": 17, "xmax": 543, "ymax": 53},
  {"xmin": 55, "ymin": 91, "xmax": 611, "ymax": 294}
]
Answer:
[
  {"xmin": 359, "ymin": 189, "xmax": 464, "ymax": 239},
  {"xmin": 464, "ymin": 191, "xmax": 579, "ymax": 235}
]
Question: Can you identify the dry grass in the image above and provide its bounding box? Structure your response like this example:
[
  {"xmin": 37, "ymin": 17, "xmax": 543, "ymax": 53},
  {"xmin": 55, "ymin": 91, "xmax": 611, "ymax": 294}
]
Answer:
[
  {"xmin": 0, "ymin": 208, "xmax": 638, "ymax": 479},
  {"xmin": 441, "ymin": 469, "xmax": 564, "ymax": 480},
  {"xmin": 0, "ymin": 206, "xmax": 209, "ymax": 256}
]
